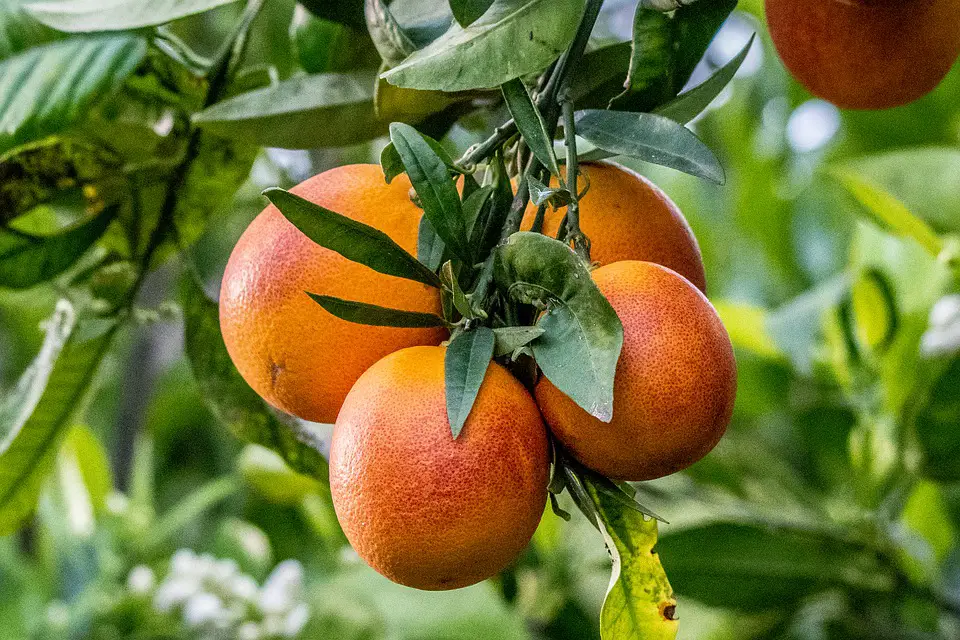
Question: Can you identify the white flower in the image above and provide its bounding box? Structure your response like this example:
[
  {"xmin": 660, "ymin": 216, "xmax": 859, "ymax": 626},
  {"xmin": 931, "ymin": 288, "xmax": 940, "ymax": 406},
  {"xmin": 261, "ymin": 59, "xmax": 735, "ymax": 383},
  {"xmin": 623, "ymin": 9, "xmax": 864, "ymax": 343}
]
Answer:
[
  {"xmin": 283, "ymin": 603, "xmax": 310, "ymax": 637},
  {"xmin": 922, "ymin": 295, "xmax": 960, "ymax": 356},
  {"xmin": 238, "ymin": 526, "xmax": 271, "ymax": 565},
  {"xmin": 183, "ymin": 592, "xmax": 224, "ymax": 628},
  {"xmin": 153, "ymin": 577, "xmax": 200, "ymax": 613},
  {"xmin": 259, "ymin": 560, "xmax": 304, "ymax": 615},
  {"xmin": 171, "ymin": 549, "xmax": 198, "ymax": 576},
  {"xmin": 229, "ymin": 574, "xmax": 260, "ymax": 602},
  {"xmin": 127, "ymin": 565, "xmax": 156, "ymax": 595},
  {"xmin": 45, "ymin": 601, "xmax": 69, "ymax": 629},
  {"xmin": 211, "ymin": 559, "xmax": 239, "ymax": 584},
  {"xmin": 238, "ymin": 622, "xmax": 262, "ymax": 640},
  {"xmin": 105, "ymin": 492, "xmax": 129, "ymax": 515}
]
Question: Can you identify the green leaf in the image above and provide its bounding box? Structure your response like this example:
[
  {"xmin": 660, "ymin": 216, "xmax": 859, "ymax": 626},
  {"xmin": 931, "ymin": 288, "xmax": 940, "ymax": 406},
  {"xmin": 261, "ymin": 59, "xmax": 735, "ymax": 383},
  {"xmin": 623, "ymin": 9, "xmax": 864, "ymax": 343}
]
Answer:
[
  {"xmin": 671, "ymin": 0, "xmax": 737, "ymax": 84},
  {"xmin": 609, "ymin": 6, "xmax": 673, "ymax": 109},
  {"xmin": 917, "ymin": 357, "xmax": 960, "ymax": 482},
  {"xmin": 587, "ymin": 479, "xmax": 678, "ymax": 640},
  {"xmin": 417, "ymin": 216, "xmax": 446, "ymax": 272},
  {"xmin": 501, "ymin": 77, "xmax": 559, "ymax": 177},
  {"xmin": 462, "ymin": 184, "xmax": 494, "ymax": 240},
  {"xmin": 713, "ymin": 301, "xmax": 784, "ymax": 360},
  {"xmin": 308, "ymin": 294, "xmax": 448, "ymax": 328},
  {"xmin": 568, "ymin": 42, "xmax": 632, "ymax": 108},
  {"xmin": 389, "ymin": 123, "xmax": 470, "ymax": 262},
  {"xmin": 194, "ymin": 72, "xmax": 387, "ymax": 149},
  {"xmin": 25, "ymin": 0, "xmax": 239, "ymax": 32},
  {"xmin": 850, "ymin": 269, "xmax": 898, "ymax": 354},
  {"xmin": 0, "ymin": 207, "xmax": 114, "ymax": 289},
  {"xmin": 830, "ymin": 167, "xmax": 945, "ymax": 257},
  {"xmin": 441, "ymin": 261, "xmax": 475, "ymax": 319},
  {"xmin": 450, "ymin": 0, "xmax": 494, "ymax": 26},
  {"xmin": 656, "ymin": 522, "xmax": 890, "ymax": 611},
  {"xmin": 585, "ymin": 469, "xmax": 666, "ymax": 523},
  {"xmin": 767, "ymin": 275, "xmax": 850, "ymax": 375},
  {"xmin": 298, "ymin": 0, "xmax": 365, "ymax": 29},
  {"xmin": 444, "ymin": 326, "xmax": 495, "ymax": 438},
  {"xmin": 527, "ymin": 176, "xmax": 570, "ymax": 207},
  {"xmin": 495, "ymin": 232, "xmax": 623, "ymax": 421},
  {"xmin": 61, "ymin": 425, "xmax": 111, "ymax": 513},
  {"xmin": 655, "ymin": 34, "xmax": 754, "ymax": 124},
  {"xmin": 469, "ymin": 151, "xmax": 512, "ymax": 258},
  {"xmin": 0, "ymin": 35, "xmax": 146, "ymax": 156},
  {"xmin": 0, "ymin": 137, "xmax": 121, "ymax": 225},
  {"xmin": 262, "ymin": 187, "xmax": 441, "ymax": 288},
  {"xmin": 492, "ymin": 326, "xmax": 543, "ymax": 357},
  {"xmin": 364, "ymin": 0, "xmax": 416, "ymax": 66},
  {"xmin": 0, "ymin": 301, "xmax": 118, "ymax": 535},
  {"xmin": 380, "ymin": 136, "xmax": 460, "ymax": 185},
  {"xmin": 381, "ymin": 0, "xmax": 586, "ymax": 91},
  {"xmin": 145, "ymin": 477, "xmax": 238, "ymax": 549},
  {"xmin": 575, "ymin": 109, "xmax": 724, "ymax": 184},
  {"xmin": 0, "ymin": 0, "xmax": 59, "ymax": 61},
  {"xmin": 374, "ymin": 72, "xmax": 465, "ymax": 124},
  {"xmin": 846, "ymin": 148, "xmax": 960, "ymax": 234},
  {"xmin": 180, "ymin": 275, "xmax": 329, "ymax": 480}
]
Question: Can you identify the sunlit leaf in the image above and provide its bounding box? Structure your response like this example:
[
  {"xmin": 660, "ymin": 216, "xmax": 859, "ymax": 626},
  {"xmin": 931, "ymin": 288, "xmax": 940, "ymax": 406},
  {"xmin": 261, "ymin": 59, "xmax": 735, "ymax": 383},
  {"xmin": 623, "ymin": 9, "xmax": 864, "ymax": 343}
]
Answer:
[
  {"xmin": 263, "ymin": 187, "xmax": 441, "ymax": 288},
  {"xmin": 850, "ymin": 269, "xmax": 898, "ymax": 354},
  {"xmin": 194, "ymin": 72, "xmax": 387, "ymax": 149},
  {"xmin": 381, "ymin": 0, "xmax": 586, "ymax": 91},
  {"xmin": 713, "ymin": 301, "xmax": 784, "ymax": 360},
  {"xmin": 444, "ymin": 326, "xmax": 494, "ymax": 437},
  {"xmin": 25, "ymin": 0, "xmax": 239, "ymax": 32},
  {"xmin": 495, "ymin": 232, "xmax": 622, "ymax": 421},
  {"xmin": 574, "ymin": 110, "xmax": 724, "ymax": 184}
]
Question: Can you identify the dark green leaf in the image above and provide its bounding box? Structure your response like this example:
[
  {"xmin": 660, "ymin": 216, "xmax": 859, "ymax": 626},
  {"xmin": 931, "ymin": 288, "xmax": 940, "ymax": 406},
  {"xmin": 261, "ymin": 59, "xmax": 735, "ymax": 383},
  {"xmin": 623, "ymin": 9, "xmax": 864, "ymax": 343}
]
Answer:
[
  {"xmin": 0, "ymin": 35, "xmax": 147, "ymax": 156},
  {"xmin": 575, "ymin": 109, "xmax": 724, "ymax": 184},
  {"xmin": 441, "ymin": 261, "xmax": 475, "ymax": 319},
  {"xmin": 470, "ymin": 151, "xmax": 512, "ymax": 258},
  {"xmin": 501, "ymin": 78, "xmax": 559, "ymax": 177},
  {"xmin": 568, "ymin": 42, "xmax": 632, "ymax": 108},
  {"xmin": 495, "ymin": 232, "xmax": 622, "ymax": 421},
  {"xmin": 444, "ymin": 326, "xmax": 494, "ymax": 437},
  {"xmin": 492, "ymin": 325, "xmax": 543, "ymax": 357},
  {"xmin": 263, "ymin": 187, "xmax": 441, "ymax": 288},
  {"xmin": 918, "ymin": 357, "xmax": 960, "ymax": 482},
  {"xmin": 671, "ymin": 0, "xmax": 737, "ymax": 85},
  {"xmin": 299, "ymin": 0, "xmax": 366, "ymax": 29},
  {"xmin": 381, "ymin": 0, "xmax": 586, "ymax": 91},
  {"xmin": 180, "ymin": 275, "xmax": 329, "ymax": 479},
  {"xmin": 657, "ymin": 522, "xmax": 889, "ymax": 611},
  {"xmin": 655, "ymin": 34, "xmax": 754, "ymax": 124},
  {"xmin": 609, "ymin": 6, "xmax": 672, "ymax": 109},
  {"xmin": 417, "ymin": 216, "xmax": 446, "ymax": 272},
  {"xmin": 364, "ymin": 0, "xmax": 416, "ymax": 66},
  {"xmin": 587, "ymin": 479, "xmax": 678, "ymax": 640},
  {"xmin": 389, "ymin": 123, "xmax": 470, "ymax": 262},
  {"xmin": 309, "ymin": 294, "xmax": 448, "ymax": 328},
  {"xmin": 0, "ymin": 137, "xmax": 121, "ymax": 225},
  {"xmin": 0, "ymin": 0, "xmax": 59, "ymax": 61},
  {"xmin": 0, "ymin": 207, "xmax": 114, "ymax": 289},
  {"xmin": 194, "ymin": 72, "xmax": 387, "ymax": 149},
  {"xmin": 0, "ymin": 301, "xmax": 118, "ymax": 534},
  {"xmin": 380, "ymin": 135, "xmax": 460, "ymax": 185},
  {"xmin": 449, "ymin": 0, "xmax": 493, "ymax": 26},
  {"xmin": 462, "ymin": 185, "xmax": 494, "ymax": 239},
  {"xmin": 26, "ymin": 0, "xmax": 239, "ymax": 32}
]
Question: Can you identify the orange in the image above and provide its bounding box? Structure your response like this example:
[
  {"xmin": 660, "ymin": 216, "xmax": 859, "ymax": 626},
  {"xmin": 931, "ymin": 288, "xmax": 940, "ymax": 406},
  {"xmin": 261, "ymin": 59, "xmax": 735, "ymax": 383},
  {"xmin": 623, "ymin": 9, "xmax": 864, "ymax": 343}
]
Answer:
[
  {"xmin": 219, "ymin": 164, "xmax": 445, "ymax": 424},
  {"xmin": 765, "ymin": 0, "xmax": 960, "ymax": 109},
  {"xmin": 536, "ymin": 261, "xmax": 736, "ymax": 481},
  {"xmin": 330, "ymin": 345, "xmax": 549, "ymax": 590},
  {"xmin": 520, "ymin": 162, "xmax": 707, "ymax": 292}
]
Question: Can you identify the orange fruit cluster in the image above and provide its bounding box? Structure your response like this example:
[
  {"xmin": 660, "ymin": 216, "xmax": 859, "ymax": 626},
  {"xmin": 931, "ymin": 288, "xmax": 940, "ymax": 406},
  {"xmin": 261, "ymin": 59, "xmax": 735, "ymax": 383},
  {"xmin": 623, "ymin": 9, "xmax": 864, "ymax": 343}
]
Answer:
[{"xmin": 219, "ymin": 162, "xmax": 736, "ymax": 590}]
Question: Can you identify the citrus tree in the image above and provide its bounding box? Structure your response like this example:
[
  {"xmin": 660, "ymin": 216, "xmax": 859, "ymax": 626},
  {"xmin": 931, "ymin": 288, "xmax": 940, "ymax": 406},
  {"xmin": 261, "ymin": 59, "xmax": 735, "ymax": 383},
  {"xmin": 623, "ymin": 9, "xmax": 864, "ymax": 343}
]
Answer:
[{"xmin": 1, "ymin": 0, "xmax": 960, "ymax": 639}]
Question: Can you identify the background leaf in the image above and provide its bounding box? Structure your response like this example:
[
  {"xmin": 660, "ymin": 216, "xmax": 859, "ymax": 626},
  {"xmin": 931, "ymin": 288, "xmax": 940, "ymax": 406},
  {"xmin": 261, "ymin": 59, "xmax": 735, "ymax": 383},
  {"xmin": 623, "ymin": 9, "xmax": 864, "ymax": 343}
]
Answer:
[
  {"xmin": 495, "ymin": 232, "xmax": 622, "ymax": 421},
  {"xmin": 0, "ymin": 35, "xmax": 146, "ymax": 156},
  {"xmin": 444, "ymin": 326, "xmax": 494, "ymax": 437},
  {"xmin": 194, "ymin": 72, "xmax": 387, "ymax": 149},
  {"xmin": 575, "ymin": 109, "xmax": 724, "ymax": 184},
  {"xmin": 263, "ymin": 187, "xmax": 441, "ymax": 288},
  {"xmin": 588, "ymin": 480, "xmax": 678, "ymax": 640},
  {"xmin": 180, "ymin": 275, "xmax": 329, "ymax": 479},
  {"xmin": 25, "ymin": 0, "xmax": 239, "ymax": 32},
  {"xmin": 381, "ymin": 0, "xmax": 586, "ymax": 91},
  {"xmin": 308, "ymin": 294, "xmax": 448, "ymax": 328},
  {"xmin": 364, "ymin": 0, "xmax": 416, "ymax": 66}
]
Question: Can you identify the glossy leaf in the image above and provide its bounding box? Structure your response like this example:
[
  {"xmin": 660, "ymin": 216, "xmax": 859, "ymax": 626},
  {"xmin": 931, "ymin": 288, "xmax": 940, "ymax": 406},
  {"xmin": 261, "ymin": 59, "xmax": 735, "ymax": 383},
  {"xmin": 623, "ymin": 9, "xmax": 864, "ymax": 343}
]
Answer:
[
  {"xmin": 0, "ymin": 301, "xmax": 118, "ymax": 534},
  {"xmin": 568, "ymin": 41, "xmax": 632, "ymax": 107},
  {"xmin": 830, "ymin": 167, "xmax": 943, "ymax": 258},
  {"xmin": 365, "ymin": 0, "xmax": 416, "ymax": 66},
  {"xmin": 25, "ymin": 0, "xmax": 238, "ymax": 31},
  {"xmin": 381, "ymin": 0, "xmax": 586, "ymax": 91},
  {"xmin": 0, "ymin": 207, "xmax": 113, "ymax": 289},
  {"xmin": 0, "ymin": 35, "xmax": 146, "ymax": 155},
  {"xmin": 441, "ymin": 261, "xmax": 475, "ymax": 319},
  {"xmin": 298, "ymin": 0, "xmax": 365, "ymax": 29},
  {"xmin": 670, "ymin": 0, "xmax": 737, "ymax": 85},
  {"xmin": 180, "ymin": 275, "xmax": 329, "ymax": 480},
  {"xmin": 263, "ymin": 187, "xmax": 441, "ymax": 288},
  {"xmin": 492, "ymin": 326, "xmax": 544, "ymax": 356},
  {"xmin": 575, "ymin": 109, "xmax": 724, "ymax": 184},
  {"xmin": 308, "ymin": 294, "xmax": 448, "ymax": 328},
  {"xmin": 495, "ymin": 232, "xmax": 623, "ymax": 421},
  {"xmin": 417, "ymin": 216, "xmax": 446, "ymax": 272},
  {"xmin": 655, "ymin": 34, "xmax": 754, "ymax": 124},
  {"xmin": 501, "ymin": 78, "xmax": 559, "ymax": 177},
  {"xmin": 444, "ymin": 326, "xmax": 494, "ymax": 437},
  {"xmin": 588, "ymin": 480, "xmax": 678, "ymax": 640},
  {"xmin": 610, "ymin": 6, "xmax": 672, "ymax": 109},
  {"xmin": 462, "ymin": 185, "xmax": 494, "ymax": 239},
  {"xmin": 380, "ymin": 135, "xmax": 460, "ymax": 185},
  {"xmin": 389, "ymin": 123, "xmax": 471, "ymax": 262},
  {"xmin": 194, "ymin": 72, "xmax": 387, "ymax": 149},
  {"xmin": 450, "ymin": 0, "xmax": 494, "ymax": 26}
]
